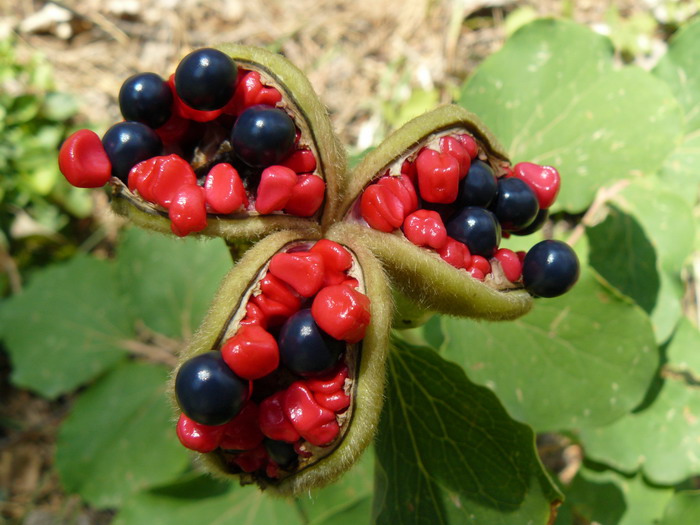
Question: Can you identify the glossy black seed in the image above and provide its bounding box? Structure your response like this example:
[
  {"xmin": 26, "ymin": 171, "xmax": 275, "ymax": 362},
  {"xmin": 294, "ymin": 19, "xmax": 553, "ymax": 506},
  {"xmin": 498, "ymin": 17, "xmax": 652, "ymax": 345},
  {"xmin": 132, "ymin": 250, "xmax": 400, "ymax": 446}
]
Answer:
[
  {"xmin": 231, "ymin": 105, "xmax": 296, "ymax": 168},
  {"xmin": 522, "ymin": 240, "xmax": 580, "ymax": 298},
  {"xmin": 264, "ymin": 438, "xmax": 298, "ymax": 469},
  {"xmin": 491, "ymin": 177, "xmax": 539, "ymax": 232},
  {"xmin": 119, "ymin": 72, "xmax": 173, "ymax": 129},
  {"xmin": 456, "ymin": 159, "xmax": 498, "ymax": 208},
  {"xmin": 174, "ymin": 48, "xmax": 237, "ymax": 111},
  {"xmin": 278, "ymin": 309, "xmax": 344, "ymax": 376},
  {"xmin": 102, "ymin": 122, "xmax": 162, "ymax": 183},
  {"xmin": 512, "ymin": 209, "xmax": 549, "ymax": 236},
  {"xmin": 175, "ymin": 351, "xmax": 248, "ymax": 426},
  {"xmin": 446, "ymin": 207, "xmax": 501, "ymax": 258}
]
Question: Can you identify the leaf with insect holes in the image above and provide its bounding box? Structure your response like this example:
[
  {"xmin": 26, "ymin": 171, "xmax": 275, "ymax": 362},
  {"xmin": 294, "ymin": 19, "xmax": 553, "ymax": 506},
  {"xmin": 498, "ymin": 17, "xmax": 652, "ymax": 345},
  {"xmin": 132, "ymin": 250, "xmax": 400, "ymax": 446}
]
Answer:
[
  {"xmin": 441, "ymin": 268, "xmax": 658, "ymax": 431},
  {"xmin": 459, "ymin": 18, "xmax": 683, "ymax": 213},
  {"xmin": 372, "ymin": 341, "xmax": 561, "ymax": 525}
]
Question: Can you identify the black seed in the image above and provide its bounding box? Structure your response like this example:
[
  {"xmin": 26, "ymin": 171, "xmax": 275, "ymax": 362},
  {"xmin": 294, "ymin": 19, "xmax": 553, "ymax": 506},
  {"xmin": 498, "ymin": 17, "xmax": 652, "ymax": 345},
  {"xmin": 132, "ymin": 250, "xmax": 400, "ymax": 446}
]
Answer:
[
  {"xmin": 456, "ymin": 160, "xmax": 498, "ymax": 208},
  {"xmin": 278, "ymin": 309, "xmax": 344, "ymax": 376},
  {"xmin": 490, "ymin": 177, "xmax": 539, "ymax": 232},
  {"xmin": 446, "ymin": 207, "xmax": 501, "ymax": 258},
  {"xmin": 175, "ymin": 48, "xmax": 237, "ymax": 111},
  {"xmin": 102, "ymin": 122, "xmax": 162, "ymax": 183},
  {"xmin": 522, "ymin": 240, "xmax": 580, "ymax": 298},
  {"xmin": 119, "ymin": 72, "xmax": 173, "ymax": 129},
  {"xmin": 264, "ymin": 438, "xmax": 298, "ymax": 468},
  {"xmin": 231, "ymin": 105, "xmax": 296, "ymax": 168}
]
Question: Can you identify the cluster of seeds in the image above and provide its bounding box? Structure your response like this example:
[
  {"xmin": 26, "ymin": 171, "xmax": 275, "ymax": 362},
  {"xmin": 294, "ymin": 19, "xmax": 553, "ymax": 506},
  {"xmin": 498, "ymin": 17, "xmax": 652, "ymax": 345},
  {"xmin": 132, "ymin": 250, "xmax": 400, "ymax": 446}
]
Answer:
[
  {"xmin": 352, "ymin": 130, "xmax": 577, "ymax": 297},
  {"xmin": 58, "ymin": 48, "xmax": 324, "ymax": 236},
  {"xmin": 174, "ymin": 239, "xmax": 370, "ymax": 483}
]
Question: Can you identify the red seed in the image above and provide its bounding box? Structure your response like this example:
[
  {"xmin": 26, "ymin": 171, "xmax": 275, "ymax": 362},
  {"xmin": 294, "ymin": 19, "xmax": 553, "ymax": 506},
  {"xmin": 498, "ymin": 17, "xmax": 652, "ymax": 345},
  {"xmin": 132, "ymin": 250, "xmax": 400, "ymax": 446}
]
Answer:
[
  {"xmin": 220, "ymin": 402, "xmax": 265, "ymax": 451},
  {"xmin": 311, "ymin": 285, "xmax": 371, "ymax": 344},
  {"xmin": 403, "ymin": 209, "xmax": 448, "ymax": 250},
  {"xmin": 260, "ymin": 273, "xmax": 302, "ymax": 311},
  {"xmin": 281, "ymin": 149, "xmax": 317, "ymax": 173},
  {"xmin": 401, "ymin": 159, "xmax": 417, "ymax": 185},
  {"xmin": 224, "ymin": 71, "xmax": 282, "ymax": 115},
  {"xmin": 255, "ymin": 165, "xmax": 298, "ymax": 214},
  {"xmin": 512, "ymin": 162, "xmax": 561, "ymax": 210},
  {"xmin": 493, "ymin": 248, "xmax": 522, "ymax": 282},
  {"xmin": 470, "ymin": 255, "xmax": 491, "ymax": 275},
  {"xmin": 456, "ymin": 133, "xmax": 479, "ymax": 159},
  {"xmin": 251, "ymin": 294, "xmax": 298, "ymax": 327},
  {"xmin": 231, "ymin": 444, "xmax": 268, "ymax": 472},
  {"xmin": 314, "ymin": 390, "xmax": 350, "ymax": 412},
  {"xmin": 155, "ymin": 111, "xmax": 190, "ymax": 143},
  {"xmin": 204, "ymin": 163, "xmax": 247, "ymax": 214},
  {"xmin": 176, "ymin": 413, "xmax": 225, "ymax": 453},
  {"xmin": 221, "ymin": 325, "xmax": 280, "ymax": 380},
  {"xmin": 438, "ymin": 237, "xmax": 472, "ymax": 269},
  {"xmin": 469, "ymin": 267, "xmax": 485, "ymax": 281},
  {"xmin": 239, "ymin": 301, "xmax": 267, "ymax": 328},
  {"xmin": 269, "ymin": 251, "xmax": 325, "ymax": 297},
  {"xmin": 283, "ymin": 382, "xmax": 339, "ymax": 446},
  {"xmin": 306, "ymin": 364, "xmax": 348, "ymax": 394},
  {"xmin": 360, "ymin": 183, "xmax": 405, "ymax": 232},
  {"xmin": 58, "ymin": 129, "xmax": 112, "ymax": 188},
  {"xmin": 310, "ymin": 240, "xmax": 353, "ymax": 287},
  {"xmin": 283, "ymin": 174, "xmax": 325, "ymax": 217},
  {"xmin": 415, "ymin": 148, "xmax": 460, "ymax": 204},
  {"xmin": 440, "ymin": 136, "xmax": 471, "ymax": 179},
  {"xmin": 377, "ymin": 175, "xmax": 419, "ymax": 215},
  {"xmin": 169, "ymin": 184, "xmax": 208, "ymax": 236},
  {"xmin": 259, "ymin": 392, "xmax": 300, "ymax": 443},
  {"xmin": 149, "ymin": 155, "xmax": 197, "ymax": 208}
]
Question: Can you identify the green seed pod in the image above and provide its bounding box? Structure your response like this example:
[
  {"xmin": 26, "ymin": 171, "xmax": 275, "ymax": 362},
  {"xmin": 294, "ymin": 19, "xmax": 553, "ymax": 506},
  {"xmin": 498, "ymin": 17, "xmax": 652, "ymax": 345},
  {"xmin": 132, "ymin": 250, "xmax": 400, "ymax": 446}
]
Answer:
[
  {"xmin": 334, "ymin": 105, "xmax": 532, "ymax": 320},
  {"xmin": 111, "ymin": 44, "xmax": 345, "ymax": 241},
  {"xmin": 172, "ymin": 230, "xmax": 391, "ymax": 496}
]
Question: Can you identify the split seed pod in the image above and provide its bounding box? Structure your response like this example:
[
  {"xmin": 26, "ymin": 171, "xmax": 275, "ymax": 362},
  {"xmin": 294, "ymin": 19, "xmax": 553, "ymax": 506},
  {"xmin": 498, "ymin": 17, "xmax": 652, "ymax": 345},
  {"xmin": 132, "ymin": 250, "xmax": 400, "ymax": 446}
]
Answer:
[
  {"xmin": 335, "ymin": 105, "xmax": 533, "ymax": 320},
  {"xmin": 110, "ymin": 44, "xmax": 345, "ymax": 241},
  {"xmin": 172, "ymin": 230, "xmax": 391, "ymax": 495}
]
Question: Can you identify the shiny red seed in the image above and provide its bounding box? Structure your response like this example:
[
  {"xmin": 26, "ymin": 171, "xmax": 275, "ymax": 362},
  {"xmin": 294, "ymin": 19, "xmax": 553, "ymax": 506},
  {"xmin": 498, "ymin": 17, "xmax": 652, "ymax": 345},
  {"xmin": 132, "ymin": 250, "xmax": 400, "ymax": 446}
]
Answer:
[
  {"xmin": 438, "ymin": 237, "xmax": 472, "ymax": 269},
  {"xmin": 469, "ymin": 267, "xmax": 485, "ymax": 281},
  {"xmin": 494, "ymin": 248, "xmax": 522, "ymax": 282},
  {"xmin": 221, "ymin": 325, "xmax": 279, "ymax": 380},
  {"xmin": 310, "ymin": 240, "xmax": 353, "ymax": 287},
  {"xmin": 251, "ymin": 294, "xmax": 298, "ymax": 327},
  {"xmin": 259, "ymin": 392, "xmax": 300, "ymax": 443},
  {"xmin": 58, "ymin": 129, "xmax": 112, "ymax": 188},
  {"xmin": 224, "ymin": 71, "xmax": 282, "ymax": 115},
  {"xmin": 283, "ymin": 174, "xmax": 325, "ymax": 217},
  {"xmin": 283, "ymin": 382, "xmax": 338, "ymax": 446},
  {"xmin": 311, "ymin": 284, "xmax": 371, "ymax": 344},
  {"xmin": 403, "ymin": 209, "xmax": 448, "ymax": 250},
  {"xmin": 415, "ymin": 148, "xmax": 460, "ymax": 204},
  {"xmin": 456, "ymin": 133, "xmax": 479, "ymax": 159},
  {"xmin": 269, "ymin": 251, "xmax": 325, "ymax": 297},
  {"xmin": 255, "ymin": 165, "xmax": 298, "ymax": 214},
  {"xmin": 260, "ymin": 273, "xmax": 302, "ymax": 311},
  {"xmin": 128, "ymin": 157, "xmax": 159, "ymax": 201},
  {"xmin": 470, "ymin": 255, "xmax": 491, "ymax": 275},
  {"xmin": 169, "ymin": 184, "xmax": 207, "ymax": 236},
  {"xmin": 360, "ymin": 183, "xmax": 405, "ymax": 232},
  {"xmin": 440, "ymin": 136, "xmax": 471, "ymax": 179},
  {"xmin": 149, "ymin": 155, "xmax": 197, "ymax": 208},
  {"xmin": 377, "ymin": 175, "xmax": 419, "ymax": 215},
  {"xmin": 204, "ymin": 163, "xmax": 247, "ymax": 214},
  {"xmin": 314, "ymin": 390, "xmax": 350, "ymax": 412},
  {"xmin": 306, "ymin": 364, "xmax": 348, "ymax": 394},
  {"xmin": 401, "ymin": 159, "xmax": 417, "ymax": 185},
  {"xmin": 516, "ymin": 250, "xmax": 527, "ymax": 264},
  {"xmin": 512, "ymin": 162, "xmax": 561, "ymax": 210},
  {"xmin": 239, "ymin": 301, "xmax": 267, "ymax": 328},
  {"xmin": 155, "ymin": 110, "xmax": 190, "ymax": 143},
  {"xmin": 281, "ymin": 149, "xmax": 317, "ymax": 173},
  {"xmin": 176, "ymin": 413, "xmax": 225, "ymax": 453},
  {"xmin": 220, "ymin": 402, "xmax": 265, "ymax": 450}
]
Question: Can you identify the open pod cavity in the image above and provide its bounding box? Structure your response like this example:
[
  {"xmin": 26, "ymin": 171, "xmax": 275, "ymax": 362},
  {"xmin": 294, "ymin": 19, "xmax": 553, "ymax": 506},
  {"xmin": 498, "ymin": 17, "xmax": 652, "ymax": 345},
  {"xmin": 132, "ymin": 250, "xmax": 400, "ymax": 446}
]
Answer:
[
  {"xmin": 336, "ymin": 105, "xmax": 533, "ymax": 319},
  {"xmin": 70, "ymin": 44, "xmax": 348, "ymax": 240},
  {"xmin": 171, "ymin": 230, "xmax": 391, "ymax": 495}
]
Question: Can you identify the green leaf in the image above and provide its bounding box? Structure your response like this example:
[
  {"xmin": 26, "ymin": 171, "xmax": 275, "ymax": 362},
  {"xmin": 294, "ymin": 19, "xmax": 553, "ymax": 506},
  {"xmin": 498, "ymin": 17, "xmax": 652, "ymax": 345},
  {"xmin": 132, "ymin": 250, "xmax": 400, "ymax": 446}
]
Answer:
[
  {"xmin": 56, "ymin": 361, "xmax": 189, "ymax": 508},
  {"xmin": 114, "ymin": 474, "xmax": 302, "ymax": 525},
  {"xmin": 555, "ymin": 468, "xmax": 673, "ymax": 525},
  {"xmin": 666, "ymin": 317, "xmax": 700, "ymax": 377},
  {"xmin": 659, "ymin": 491, "xmax": 700, "ymax": 525},
  {"xmin": 587, "ymin": 205, "xmax": 659, "ymax": 313},
  {"xmin": 659, "ymin": 133, "xmax": 700, "ymax": 206},
  {"xmin": 654, "ymin": 18, "xmax": 700, "ymax": 133},
  {"xmin": 372, "ymin": 341, "xmax": 561, "ymax": 525},
  {"xmin": 459, "ymin": 18, "xmax": 683, "ymax": 213},
  {"xmin": 441, "ymin": 268, "xmax": 658, "ymax": 431},
  {"xmin": 116, "ymin": 228, "xmax": 232, "ymax": 339},
  {"xmin": 0, "ymin": 255, "xmax": 132, "ymax": 398}
]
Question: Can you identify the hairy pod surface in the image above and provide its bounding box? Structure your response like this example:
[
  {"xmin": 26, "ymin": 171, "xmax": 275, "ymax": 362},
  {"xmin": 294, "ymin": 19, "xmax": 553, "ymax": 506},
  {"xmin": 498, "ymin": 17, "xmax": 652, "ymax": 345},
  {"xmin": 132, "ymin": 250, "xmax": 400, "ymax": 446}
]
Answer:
[{"xmin": 172, "ymin": 230, "xmax": 390, "ymax": 495}]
